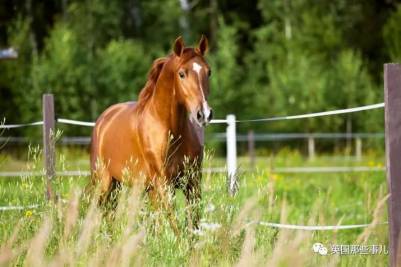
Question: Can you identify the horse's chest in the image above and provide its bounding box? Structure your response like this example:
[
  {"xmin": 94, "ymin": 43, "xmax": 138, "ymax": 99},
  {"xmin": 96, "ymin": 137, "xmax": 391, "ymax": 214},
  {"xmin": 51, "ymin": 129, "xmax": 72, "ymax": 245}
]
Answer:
[
  {"xmin": 140, "ymin": 120, "xmax": 202, "ymax": 182},
  {"xmin": 166, "ymin": 140, "xmax": 201, "ymax": 180}
]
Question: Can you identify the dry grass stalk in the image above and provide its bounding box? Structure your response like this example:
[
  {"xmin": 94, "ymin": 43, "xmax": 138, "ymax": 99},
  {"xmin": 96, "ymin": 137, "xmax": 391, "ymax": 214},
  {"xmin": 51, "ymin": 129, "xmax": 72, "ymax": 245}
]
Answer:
[
  {"xmin": 357, "ymin": 193, "xmax": 389, "ymax": 243},
  {"xmin": 265, "ymin": 201, "xmax": 310, "ymax": 267},
  {"xmin": 0, "ymin": 221, "xmax": 23, "ymax": 266},
  {"xmin": 75, "ymin": 197, "xmax": 102, "ymax": 259},
  {"xmin": 63, "ymin": 189, "xmax": 81, "ymax": 239},
  {"xmin": 234, "ymin": 223, "xmax": 258, "ymax": 267},
  {"xmin": 24, "ymin": 218, "xmax": 52, "ymax": 267}
]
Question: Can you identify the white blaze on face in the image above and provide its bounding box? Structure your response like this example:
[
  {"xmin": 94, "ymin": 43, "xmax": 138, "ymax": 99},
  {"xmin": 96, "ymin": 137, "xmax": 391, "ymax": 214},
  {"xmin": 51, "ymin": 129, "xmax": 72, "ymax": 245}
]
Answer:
[
  {"xmin": 192, "ymin": 62, "xmax": 205, "ymax": 101},
  {"xmin": 193, "ymin": 62, "xmax": 202, "ymax": 74},
  {"xmin": 192, "ymin": 61, "xmax": 211, "ymax": 122}
]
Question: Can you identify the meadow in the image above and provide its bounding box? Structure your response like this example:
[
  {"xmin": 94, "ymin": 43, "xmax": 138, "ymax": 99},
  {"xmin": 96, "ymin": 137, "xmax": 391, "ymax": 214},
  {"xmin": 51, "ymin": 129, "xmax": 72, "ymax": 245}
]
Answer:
[{"xmin": 0, "ymin": 146, "xmax": 388, "ymax": 266}]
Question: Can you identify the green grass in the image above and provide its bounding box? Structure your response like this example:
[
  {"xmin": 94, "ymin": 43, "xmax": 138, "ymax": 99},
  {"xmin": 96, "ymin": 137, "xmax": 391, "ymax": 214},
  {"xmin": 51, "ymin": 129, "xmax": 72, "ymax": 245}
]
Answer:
[{"xmin": 0, "ymin": 147, "xmax": 388, "ymax": 266}]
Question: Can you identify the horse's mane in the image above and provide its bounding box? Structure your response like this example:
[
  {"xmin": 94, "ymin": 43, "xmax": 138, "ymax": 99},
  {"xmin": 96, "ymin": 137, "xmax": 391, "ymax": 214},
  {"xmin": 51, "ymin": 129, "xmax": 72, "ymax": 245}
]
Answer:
[{"xmin": 136, "ymin": 57, "xmax": 168, "ymax": 109}]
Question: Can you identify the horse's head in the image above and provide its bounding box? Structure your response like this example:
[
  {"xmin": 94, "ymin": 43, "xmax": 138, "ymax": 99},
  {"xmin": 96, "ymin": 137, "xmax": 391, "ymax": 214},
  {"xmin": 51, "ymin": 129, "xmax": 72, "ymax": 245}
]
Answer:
[{"xmin": 172, "ymin": 35, "xmax": 213, "ymax": 127}]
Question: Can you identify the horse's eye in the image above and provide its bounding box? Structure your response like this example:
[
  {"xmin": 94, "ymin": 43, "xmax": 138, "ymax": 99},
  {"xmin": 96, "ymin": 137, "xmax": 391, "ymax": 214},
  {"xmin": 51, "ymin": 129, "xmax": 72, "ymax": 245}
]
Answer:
[
  {"xmin": 208, "ymin": 70, "xmax": 212, "ymax": 77},
  {"xmin": 179, "ymin": 71, "xmax": 185, "ymax": 79}
]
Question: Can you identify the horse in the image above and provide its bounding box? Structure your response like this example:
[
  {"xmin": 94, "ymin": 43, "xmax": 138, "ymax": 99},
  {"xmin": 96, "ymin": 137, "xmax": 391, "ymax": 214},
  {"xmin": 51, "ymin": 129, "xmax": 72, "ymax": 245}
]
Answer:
[{"xmin": 90, "ymin": 35, "xmax": 213, "ymax": 233}]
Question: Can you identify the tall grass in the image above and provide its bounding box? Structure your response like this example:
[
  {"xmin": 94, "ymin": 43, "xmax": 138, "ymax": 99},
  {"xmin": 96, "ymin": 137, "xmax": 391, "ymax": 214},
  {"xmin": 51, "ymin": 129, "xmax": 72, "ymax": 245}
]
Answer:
[{"xmin": 0, "ymin": 148, "xmax": 389, "ymax": 266}]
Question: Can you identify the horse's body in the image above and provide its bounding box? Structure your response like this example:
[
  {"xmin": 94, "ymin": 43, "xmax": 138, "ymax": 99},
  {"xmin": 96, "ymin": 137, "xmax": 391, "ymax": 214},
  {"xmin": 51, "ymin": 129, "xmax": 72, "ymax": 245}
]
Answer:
[
  {"xmin": 90, "ymin": 100, "xmax": 203, "ymax": 190},
  {"xmin": 90, "ymin": 36, "xmax": 212, "ymax": 232}
]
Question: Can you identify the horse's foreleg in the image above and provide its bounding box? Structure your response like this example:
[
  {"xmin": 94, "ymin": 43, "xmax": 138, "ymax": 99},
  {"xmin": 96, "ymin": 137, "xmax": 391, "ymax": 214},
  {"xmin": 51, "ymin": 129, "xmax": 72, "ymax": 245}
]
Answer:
[
  {"xmin": 184, "ymin": 173, "xmax": 202, "ymax": 231},
  {"xmin": 98, "ymin": 176, "xmax": 113, "ymax": 205},
  {"xmin": 92, "ymin": 158, "xmax": 113, "ymax": 204},
  {"xmin": 148, "ymin": 180, "xmax": 180, "ymax": 236}
]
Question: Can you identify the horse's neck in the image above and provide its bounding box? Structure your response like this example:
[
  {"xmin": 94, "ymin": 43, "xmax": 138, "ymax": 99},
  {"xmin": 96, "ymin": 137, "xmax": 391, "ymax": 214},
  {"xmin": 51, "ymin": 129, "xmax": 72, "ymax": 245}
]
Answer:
[{"xmin": 150, "ymin": 70, "xmax": 187, "ymax": 137}]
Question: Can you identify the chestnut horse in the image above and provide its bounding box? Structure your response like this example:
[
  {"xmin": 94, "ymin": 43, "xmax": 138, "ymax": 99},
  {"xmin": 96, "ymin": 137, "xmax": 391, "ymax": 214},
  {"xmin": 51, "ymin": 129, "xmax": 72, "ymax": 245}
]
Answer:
[{"xmin": 90, "ymin": 36, "xmax": 212, "ymax": 232}]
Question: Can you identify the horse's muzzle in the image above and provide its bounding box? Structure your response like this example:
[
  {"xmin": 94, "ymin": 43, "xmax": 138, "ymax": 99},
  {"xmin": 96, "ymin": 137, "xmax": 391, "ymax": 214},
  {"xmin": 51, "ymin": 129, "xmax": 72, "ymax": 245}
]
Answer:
[{"xmin": 196, "ymin": 102, "xmax": 213, "ymax": 127}]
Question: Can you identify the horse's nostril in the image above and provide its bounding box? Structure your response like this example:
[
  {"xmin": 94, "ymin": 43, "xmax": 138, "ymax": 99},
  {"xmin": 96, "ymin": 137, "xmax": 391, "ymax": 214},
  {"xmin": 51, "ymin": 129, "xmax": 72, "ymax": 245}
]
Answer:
[
  {"xmin": 207, "ymin": 109, "xmax": 213, "ymax": 121},
  {"xmin": 197, "ymin": 110, "xmax": 204, "ymax": 121}
]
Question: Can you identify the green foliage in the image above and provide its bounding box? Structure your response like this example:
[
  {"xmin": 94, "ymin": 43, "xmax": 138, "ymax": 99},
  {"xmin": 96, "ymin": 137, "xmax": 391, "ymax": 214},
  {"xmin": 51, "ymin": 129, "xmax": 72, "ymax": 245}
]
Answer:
[
  {"xmin": 31, "ymin": 27, "xmax": 154, "ymax": 134},
  {"xmin": 241, "ymin": 0, "xmax": 383, "ymax": 134},
  {"xmin": 96, "ymin": 40, "xmax": 152, "ymax": 107},
  {"xmin": 1, "ymin": 17, "xmax": 37, "ymax": 127},
  {"xmin": 0, "ymin": 0, "xmax": 394, "ymax": 137},
  {"xmin": 209, "ymin": 18, "xmax": 242, "ymax": 118},
  {"xmin": 67, "ymin": 0, "xmax": 123, "ymax": 46},
  {"xmin": 138, "ymin": 0, "xmax": 183, "ymax": 46},
  {"xmin": 383, "ymin": 4, "xmax": 401, "ymax": 62},
  {"xmin": 33, "ymin": 23, "xmax": 92, "ymax": 121},
  {"xmin": 327, "ymin": 50, "xmax": 381, "ymax": 132}
]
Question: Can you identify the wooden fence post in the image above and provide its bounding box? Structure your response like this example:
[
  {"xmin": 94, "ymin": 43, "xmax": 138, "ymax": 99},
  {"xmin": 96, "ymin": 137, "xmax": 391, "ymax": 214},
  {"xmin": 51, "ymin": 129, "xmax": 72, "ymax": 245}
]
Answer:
[
  {"xmin": 248, "ymin": 130, "xmax": 255, "ymax": 169},
  {"xmin": 42, "ymin": 94, "xmax": 55, "ymax": 201},
  {"xmin": 384, "ymin": 63, "xmax": 401, "ymax": 267}
]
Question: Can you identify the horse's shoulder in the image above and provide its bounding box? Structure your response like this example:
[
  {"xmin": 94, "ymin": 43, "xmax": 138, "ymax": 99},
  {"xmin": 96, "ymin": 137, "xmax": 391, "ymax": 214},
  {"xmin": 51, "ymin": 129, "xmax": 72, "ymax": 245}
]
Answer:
[
  {"xmin": 121, "ymin": 101, "xmax": 137, "ymax": 110},
  {"xmin": 107, "ymin": 101, "xmax": 137, "ymax": 112},
  {"xmin": 97, "ymin": 102, "xmax": 136, "ymax": 121}
]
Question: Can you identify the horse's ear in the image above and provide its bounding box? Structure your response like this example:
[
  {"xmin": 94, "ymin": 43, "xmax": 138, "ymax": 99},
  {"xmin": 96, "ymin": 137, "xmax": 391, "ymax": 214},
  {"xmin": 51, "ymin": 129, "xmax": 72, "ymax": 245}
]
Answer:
[
  {"xmin": 173, "ymin": 36, "xmax": 185, "ymax": 57},
  {"xmin": 197, "ymin": 34, "xmax": 208, "ymax": 56}
]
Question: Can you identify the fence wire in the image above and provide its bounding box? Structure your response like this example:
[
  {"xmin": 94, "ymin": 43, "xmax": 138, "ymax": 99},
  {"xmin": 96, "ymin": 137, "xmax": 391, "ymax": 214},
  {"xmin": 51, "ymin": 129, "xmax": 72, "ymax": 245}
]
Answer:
[{"xmin": 0, "ymin": 102, "xmax": 385, "ymax": 128}]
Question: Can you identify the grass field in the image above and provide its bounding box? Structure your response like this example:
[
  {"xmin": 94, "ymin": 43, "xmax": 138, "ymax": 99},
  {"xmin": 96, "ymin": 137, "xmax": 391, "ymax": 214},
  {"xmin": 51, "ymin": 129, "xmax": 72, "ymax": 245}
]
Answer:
[{"xmin": 0, "ymin": 146, "xmax": 389, "ymax": 266}]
